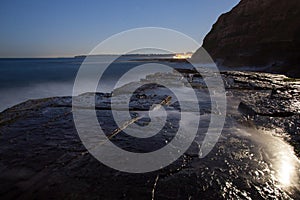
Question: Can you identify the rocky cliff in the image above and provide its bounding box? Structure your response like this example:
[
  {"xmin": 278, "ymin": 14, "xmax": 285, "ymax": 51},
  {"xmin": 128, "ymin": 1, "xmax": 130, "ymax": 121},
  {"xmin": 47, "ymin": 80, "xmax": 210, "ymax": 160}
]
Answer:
[{"xmin": 194, "ymin": 0, "xmax": 300, "ymax": 77}]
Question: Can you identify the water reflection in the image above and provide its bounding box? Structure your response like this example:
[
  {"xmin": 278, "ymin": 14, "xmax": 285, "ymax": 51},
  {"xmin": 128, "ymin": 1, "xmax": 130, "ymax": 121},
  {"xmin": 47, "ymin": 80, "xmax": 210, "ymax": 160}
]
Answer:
[
  {"xmin": 278, "ymin": 156, "xmax": 294, "ymax": 186},
  {"xmin": 239, "ymin": 128, "xmax": 300, "ymax": 190},
  {"xmin": 272, "ymin": 137, "xmax": 299, "ymax": 188}
]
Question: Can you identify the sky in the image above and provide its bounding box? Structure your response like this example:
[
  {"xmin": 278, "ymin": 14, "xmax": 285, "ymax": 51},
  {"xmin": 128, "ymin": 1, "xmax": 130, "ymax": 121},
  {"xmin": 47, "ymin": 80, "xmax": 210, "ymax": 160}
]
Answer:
[{"xmin": 0, "ymin": 0, "xmax": 239, "ymax": 58}]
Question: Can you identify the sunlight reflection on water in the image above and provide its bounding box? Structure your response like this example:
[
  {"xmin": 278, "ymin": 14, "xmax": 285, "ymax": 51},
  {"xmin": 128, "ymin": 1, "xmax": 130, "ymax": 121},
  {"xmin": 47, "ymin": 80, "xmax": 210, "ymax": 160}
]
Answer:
[
  {"xmin": 272, "ymin": 136, "xmax": 299, "ymax": 188},
  {"xmin": 238, "ymin": 128, "xmax": 300, "ymax": 190}
]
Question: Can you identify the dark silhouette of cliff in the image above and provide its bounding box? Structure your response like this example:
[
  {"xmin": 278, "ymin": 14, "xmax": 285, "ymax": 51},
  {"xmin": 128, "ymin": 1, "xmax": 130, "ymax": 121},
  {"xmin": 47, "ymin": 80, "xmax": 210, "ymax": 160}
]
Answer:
[{"xmin": 193, "ymin": 0, "xmax": 300, "ymax": 77}]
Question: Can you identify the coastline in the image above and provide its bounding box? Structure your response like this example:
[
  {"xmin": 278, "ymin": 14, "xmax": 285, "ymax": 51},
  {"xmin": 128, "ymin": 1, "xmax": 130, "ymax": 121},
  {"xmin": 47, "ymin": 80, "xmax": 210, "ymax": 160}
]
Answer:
[{"xmin": 0, "ymin": 69, "xmax": 299, "ymax": 198}]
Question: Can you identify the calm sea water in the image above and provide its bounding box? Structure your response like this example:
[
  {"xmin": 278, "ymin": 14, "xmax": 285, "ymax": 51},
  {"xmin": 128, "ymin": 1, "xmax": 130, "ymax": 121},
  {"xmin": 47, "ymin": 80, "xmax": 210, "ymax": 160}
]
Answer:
[
  {"xmin": 0, "ymin": 56, "xmax": 183, "ymax": 111},
  {"xmin": 0, "ymin": 58, "xmax": 80, "ymax": 111}
]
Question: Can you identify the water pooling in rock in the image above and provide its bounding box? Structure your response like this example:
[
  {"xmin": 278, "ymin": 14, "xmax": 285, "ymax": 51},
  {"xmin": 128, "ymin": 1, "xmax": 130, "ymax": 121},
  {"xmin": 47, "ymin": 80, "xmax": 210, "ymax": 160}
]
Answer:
[{"xmin": 0, "ymin": 69, "xmax": 299, "ymax": 199}]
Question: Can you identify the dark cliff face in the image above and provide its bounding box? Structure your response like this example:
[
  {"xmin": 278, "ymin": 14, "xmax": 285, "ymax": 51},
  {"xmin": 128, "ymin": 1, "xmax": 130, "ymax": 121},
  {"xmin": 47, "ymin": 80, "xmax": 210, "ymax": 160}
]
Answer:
[{"xmin": 194, "ymin": 0, "xmax": 300, "ymax": 77}]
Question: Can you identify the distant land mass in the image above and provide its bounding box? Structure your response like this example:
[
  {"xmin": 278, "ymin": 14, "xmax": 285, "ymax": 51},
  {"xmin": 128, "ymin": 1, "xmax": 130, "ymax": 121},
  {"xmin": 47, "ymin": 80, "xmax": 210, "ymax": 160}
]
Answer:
[
  {"xmin": 193, "ymin": 0, "xmax": 300, "ymax": 77},
  {"xmin": 74, "ymin": 53, "xmax": 179, "ymax": 59}
]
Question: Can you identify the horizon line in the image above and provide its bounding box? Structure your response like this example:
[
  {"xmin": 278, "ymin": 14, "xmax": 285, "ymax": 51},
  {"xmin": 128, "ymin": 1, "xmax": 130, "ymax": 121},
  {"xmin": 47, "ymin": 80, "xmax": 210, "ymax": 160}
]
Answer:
[{"xmin": 0, "ymin": 52, "xmax": 194, "ymax": 59}]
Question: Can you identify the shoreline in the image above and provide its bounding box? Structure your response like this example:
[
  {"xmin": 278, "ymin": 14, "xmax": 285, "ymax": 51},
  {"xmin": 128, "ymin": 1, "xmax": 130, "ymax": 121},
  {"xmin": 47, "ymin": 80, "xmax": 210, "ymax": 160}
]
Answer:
[
  {"xmin": 0, "ymin": 69, "xmax": 300, "ymax": 198},
  {"xmin": 1, "ymin": 69, "xmax": 299, "ymax": 156}
]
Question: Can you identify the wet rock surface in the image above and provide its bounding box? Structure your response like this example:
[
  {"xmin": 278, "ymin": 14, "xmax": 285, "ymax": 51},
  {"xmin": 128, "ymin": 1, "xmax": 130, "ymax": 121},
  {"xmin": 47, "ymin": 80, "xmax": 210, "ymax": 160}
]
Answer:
[
  {"xmin": 0, "ymin": 70, "xmax": 300, "ymax": 199},
  {"xmin": 223, "ymin": 71, "xmax": 300, "ymax": 157}
]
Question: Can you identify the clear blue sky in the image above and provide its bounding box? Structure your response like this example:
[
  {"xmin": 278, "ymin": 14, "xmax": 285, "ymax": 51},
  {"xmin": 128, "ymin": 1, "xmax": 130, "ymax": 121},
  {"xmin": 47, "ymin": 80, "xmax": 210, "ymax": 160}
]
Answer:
[{"xmin": 0, "ymin": 0, "xmax": 239, "ymax": 58}]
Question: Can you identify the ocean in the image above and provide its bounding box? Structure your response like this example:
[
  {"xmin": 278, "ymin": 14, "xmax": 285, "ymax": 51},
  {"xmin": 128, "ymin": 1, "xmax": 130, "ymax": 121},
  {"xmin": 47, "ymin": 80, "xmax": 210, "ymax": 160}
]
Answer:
[{"xmin": 0, "ymin": 55, "xmax": 184, "ymax": 111}]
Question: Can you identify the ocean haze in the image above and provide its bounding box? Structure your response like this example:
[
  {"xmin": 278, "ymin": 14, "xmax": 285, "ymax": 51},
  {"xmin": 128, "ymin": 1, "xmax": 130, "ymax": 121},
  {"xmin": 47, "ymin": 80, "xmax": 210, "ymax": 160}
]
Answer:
[
  {"xmin": 0, "ymin": 58, "xmax": 80, "ymax": 111},
  {"xmin": 0, "ymin": 56, "xmax": 189, "ymax": 111}
]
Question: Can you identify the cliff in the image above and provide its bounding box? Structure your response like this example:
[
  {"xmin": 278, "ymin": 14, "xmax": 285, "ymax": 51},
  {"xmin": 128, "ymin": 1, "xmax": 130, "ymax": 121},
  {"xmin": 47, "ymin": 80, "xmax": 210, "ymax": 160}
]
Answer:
[{"xmin": 194, "ymin": 0, "xmax": 300, "ymax": 77}]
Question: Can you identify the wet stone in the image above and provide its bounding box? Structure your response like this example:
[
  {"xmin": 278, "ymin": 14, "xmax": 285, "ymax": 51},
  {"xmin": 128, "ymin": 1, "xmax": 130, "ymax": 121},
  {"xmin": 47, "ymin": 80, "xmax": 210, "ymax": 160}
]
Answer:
[{"xmin": 0, "ymin": 70, "xmax": 300, "ymax": 199}]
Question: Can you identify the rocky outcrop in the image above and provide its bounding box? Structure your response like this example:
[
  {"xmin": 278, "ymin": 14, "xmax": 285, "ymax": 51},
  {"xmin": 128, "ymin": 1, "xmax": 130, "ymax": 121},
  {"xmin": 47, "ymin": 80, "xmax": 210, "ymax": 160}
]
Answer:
[
  {"xmin": 193, "ymin": 0, "xmax": 300, "ymax": 77},
  {"xmin": 0, "ymin": 70, "xmax": 300, "ymax": 199}
]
